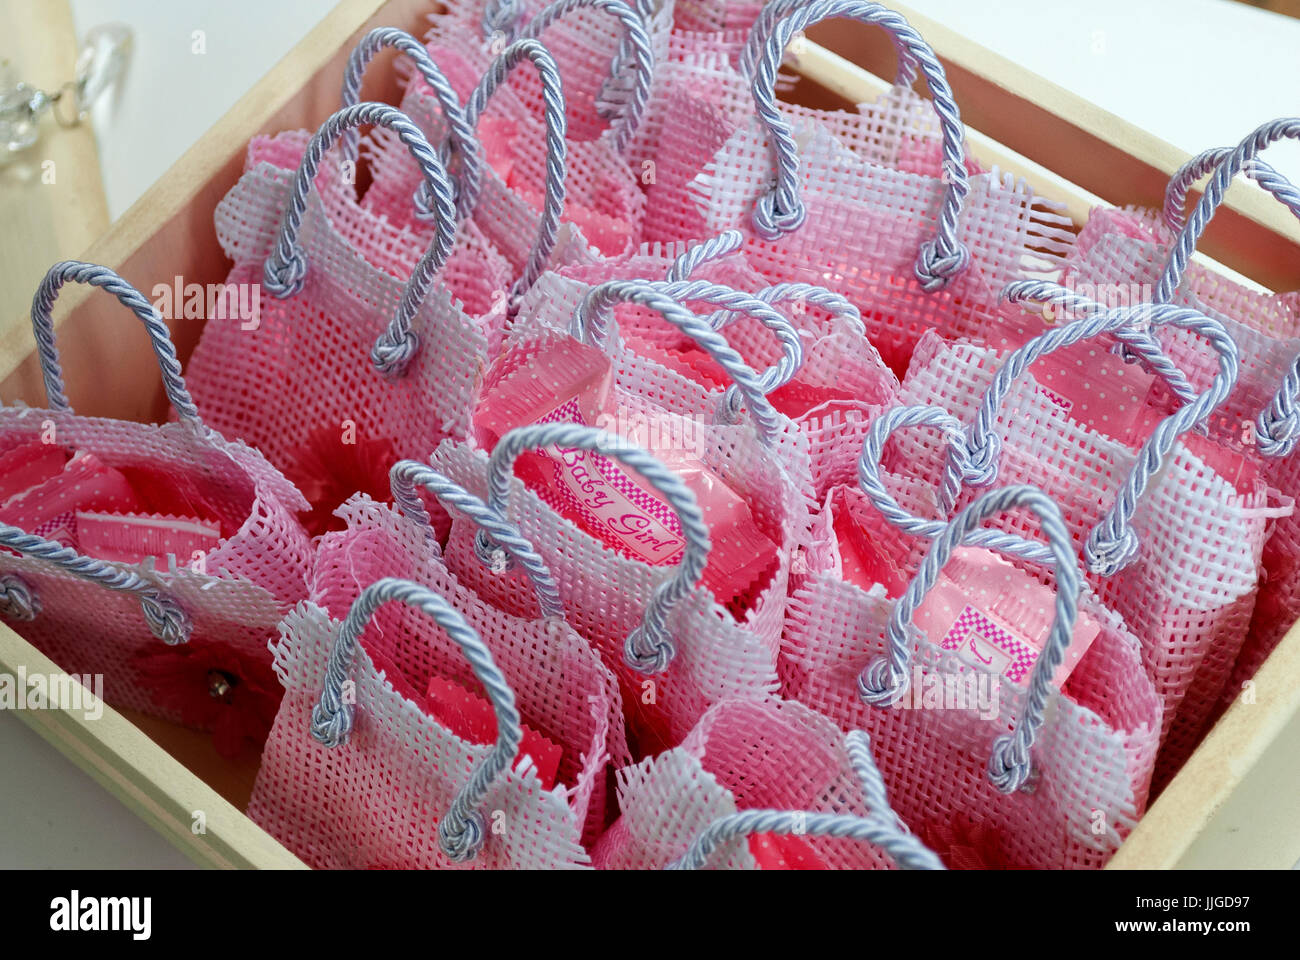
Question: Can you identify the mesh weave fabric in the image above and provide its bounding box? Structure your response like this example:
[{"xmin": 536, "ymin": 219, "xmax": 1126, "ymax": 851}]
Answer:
[
  {"xmin": 1062, "ymin": 206, "xmax": 1300, "ymax": 722},
  {"xmin": 782, "ymin": 476, "xmax": 1162, "ymax": 869},
  {"xmin": 592, "ymin": 697, "xmax": 907, "ymax": 869},
  {"xmin": 0, "ymin": 411, "xmax": 311, "ymax": 729},
  {"xmin": 429, "ymin": 432, "xmax": 800, "ymax": 758},
  {"xmin": 184, "ymin": 155, "xmax": 490, "ymax": 521},
  {"xmin": 247, "ymin": 494, "xmax": 625, "ymax": 868},
  {"xmin": 884, "ymin": 330, "xmax": 1287, "ymax": 785}
]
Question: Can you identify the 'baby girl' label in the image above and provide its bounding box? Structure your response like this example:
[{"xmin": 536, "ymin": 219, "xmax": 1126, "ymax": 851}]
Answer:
[{"xmin": 537, "ymin": 399, "xmax": 687, "ymax": 567}]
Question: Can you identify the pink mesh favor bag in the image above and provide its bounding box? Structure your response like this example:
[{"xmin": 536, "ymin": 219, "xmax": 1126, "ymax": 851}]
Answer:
[
  {"xmin": 361, "ymin": 6, "xmax": 652, "ymax": 279},
  {"xmin": 474, "ymin": 304, "xmax": 798, "ymax": 609},
  {"xmin": 428, "ymin": 422, "xmax": 791, "ymax": 758},
  {"xmin": 250, "ymin": 571, "xmax": 607, "ymax": 869},
  {"xmin": 0, "ymin": 263, "xmax": 313, "ymax": 756},
  {"xmin": 592, "ymin": 698, "xmax": 943, "ymax": 869},
  {"xmin": 878, "ymin": 288, "xmax": 1283, "ymax": 788},
  {"xmin": 518, "ymin": 233, "xmax": 900, "ymax": 497},
  {"xmin": 628, "ymin": 0, "xmax": 952, "ymax": 232},
  {"xmin": 338, "ymin": 29, "xmax": 589, "ymax": 310},
  {"xmin": 246, "ymin": 31, "xmax": 514, "ymax": 349},
  {"xmin": 633, "ymin": 1, "xmax": 1074, "ymax": 375},
  {"xmin": 250, "ymin": 450, "xmax": 627, "ymax": 863},
  {"xmin": 785, "ymin": 447, "xmax": 1162, "ymax": 870},
  {"xmin": 1056, "ymin": 119, "xmax": 1300, "ymax": 720},
  {"xmin": 427, "ymin": 0, "xmax": 666, "ymax": 147},
  {"xmin": 469, "ymin": 280, "xmax": 821, "ymax": 719},
  {"xmin": 319, "ymin": 457, "xmax": 626, "ymax": 843},
  {"xmin": 184, "ymin": 103, "xmax": 491, "ymax": 536},
  {"xmin": 506, "ymin": 272, "xmax": 820, "ymax": 506}
]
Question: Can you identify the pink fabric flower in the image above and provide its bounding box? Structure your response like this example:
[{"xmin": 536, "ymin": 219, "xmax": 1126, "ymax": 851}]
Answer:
[
  {"xmin": 133, "ymin": 641, "xmax": 282, "ymax": 758},
  {"xmin": 283, "ymin": 423, "xmax": 397, "ymax": 536}
]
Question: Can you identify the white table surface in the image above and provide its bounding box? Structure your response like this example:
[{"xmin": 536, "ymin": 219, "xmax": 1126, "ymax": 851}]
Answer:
[{"xmin": 1, "ymin": 0, "xmax": 1296, "ymax": 868}]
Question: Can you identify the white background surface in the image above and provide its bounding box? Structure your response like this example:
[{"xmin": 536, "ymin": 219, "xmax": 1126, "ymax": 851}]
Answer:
[
  {"xmin": 1, "ymin": 0, "xmax": 1296, "ymax": 867},
  {"xmin": 71, "ymin": 0, "xmax": 1300, "ymax": 222}
]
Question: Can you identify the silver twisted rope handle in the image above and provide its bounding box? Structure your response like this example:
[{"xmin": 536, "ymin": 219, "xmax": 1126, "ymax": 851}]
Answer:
[
  {"xmin": 667, "ymin": 729, "xmax": 945, "ymax": 869},
  {"xmin": 339, "ymin": 27, "xmax": 484, "ymax": 220},
  {"xmin": 482, "ymin": 423, "xmax": 711, "ymax": 674},
  {"xmin": 310, "ymin": 577, "xmax": 522, "ymax": 863},
  {"xmin": 389, "ymin": 459, "xmax": 565, "ymax": 619}
]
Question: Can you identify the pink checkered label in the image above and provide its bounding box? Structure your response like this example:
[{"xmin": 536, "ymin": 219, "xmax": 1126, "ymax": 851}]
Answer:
[
  {"xmin": 940, "ymin": 604, "xmax": 1038, "ymax": 683},
  {"xmin": 533, "ymin": 399, "xmax": 686, "ymax": 566}
]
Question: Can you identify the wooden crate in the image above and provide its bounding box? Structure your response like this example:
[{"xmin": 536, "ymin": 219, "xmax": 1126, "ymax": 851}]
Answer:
[{"xmin": 1, "ymin": 0, "xmax": 1296, "ymax": 869}]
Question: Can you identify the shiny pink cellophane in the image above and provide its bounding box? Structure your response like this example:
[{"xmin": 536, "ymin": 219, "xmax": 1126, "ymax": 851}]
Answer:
[
  {"xmin": 518, "ymin": 240, "xmax": 900, "ymax": 498},
  {"xmin": 427, "ymin": 426, "xmax": 800, "ymax": 759}
]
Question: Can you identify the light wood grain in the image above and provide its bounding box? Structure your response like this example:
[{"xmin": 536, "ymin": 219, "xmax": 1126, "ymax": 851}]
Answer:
[
  {"xmin": 0, "ymin": 624, "xmax": 305, "ymax": 869},
  {"xmin": 0, "ymin": 0, "xmax": 109, "ymax": 342}
]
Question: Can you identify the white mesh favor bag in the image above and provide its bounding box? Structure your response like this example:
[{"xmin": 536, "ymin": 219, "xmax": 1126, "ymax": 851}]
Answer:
[
  {"xmin": 631, "ymin": 0, "xmax": 1074, "ymax": 375},
  {"xmin": 593, "ymin": 697, "xmax": 943, "ymax": 869}
]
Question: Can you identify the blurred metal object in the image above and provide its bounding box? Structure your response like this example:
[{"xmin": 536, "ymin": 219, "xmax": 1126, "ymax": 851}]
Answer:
[{"xmin": 0, "ymin": 22, "xmax": 131, "ymax": 157}]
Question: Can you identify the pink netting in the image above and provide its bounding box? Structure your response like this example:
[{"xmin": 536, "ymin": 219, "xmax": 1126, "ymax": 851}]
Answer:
[
  {"xmin": 247, "ymin": 494, "xmax": 626, "ymax": 868},
  {"xmin": 184, "ymin": 150, "xmax": 491, "ymax": 530},
  {"xmin": 13, "ymin": 0, "xmax": 1285, "ymax": 870},
  {"xmin": 422, "ymin": 0, "xmax": 676, "ymax": 145},
  {"xmin": 592, "ymin": 697, "xmax": 908, "ymax": 869},
  {"xmin": 627, "ymin": 33, "xmax": 1074, "ymax": 373},
  {"xmin": 0, "ymin": 410, "xmax": 311, "ymax": 744},
  {"xmin": 1061, "ymin": 205, "xmax": 1300, "ymax": 726},
  {"xmin": 883, "ymin": 330, "xmax": 1288, "ymax": 787},
  {"xmin": 781, "ymin": 475, "xmax": 1162, "ymax": 869},
  {"xmin": 361, "ymin": 38, "xmax": 645, "ymax": 267},
  {"xmin": 527, "ymin": 241, "xmax": 901, "ymax": 498},
  {"xmin": 429, "ymin": 434, "xmax": 798, "ymax": 758}
]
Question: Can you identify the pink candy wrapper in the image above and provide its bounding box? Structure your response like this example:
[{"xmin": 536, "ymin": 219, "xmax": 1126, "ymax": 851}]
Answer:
[
  {"xmin": 0, "ymin": 451, "xmax": 141, "ymax": 548},
  {"xmin": 748, "ymin": 832, "xmax": 828, "ymax": 870},
  {"xmin": 826, "ymin": 485, "xmax": 1099, "ymax": 689},
  {"xmin": 75, "ymin": 512, "xmax": 223, "ymax": 565},
  {"xmin": 912, "ymin": 547, "xmax": 1100, "ymax": 690},
  {"xmin": 0, "ymin": 440, "xmax": 69, "ymax": 501},
  {"xmin": 474, "ymin": 329, "xmax": 779, "ymax": 609}
]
